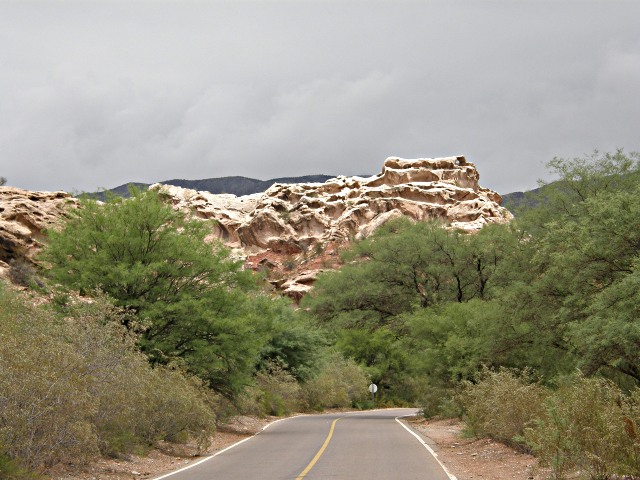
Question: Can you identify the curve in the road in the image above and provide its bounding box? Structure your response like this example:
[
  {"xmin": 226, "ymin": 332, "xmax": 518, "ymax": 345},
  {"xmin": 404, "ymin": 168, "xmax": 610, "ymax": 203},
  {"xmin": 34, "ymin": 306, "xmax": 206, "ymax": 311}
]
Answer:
[
  {"xmin": 395, "ymin": 415, "xmax": 457, "ymax": 480},
  {"xmin": 295, "ymin": 417, "xmax": 341, "ymax": 479},
  {"xmin": 152, "ymin": 409, "xmax": 456, "ymax": 480}
]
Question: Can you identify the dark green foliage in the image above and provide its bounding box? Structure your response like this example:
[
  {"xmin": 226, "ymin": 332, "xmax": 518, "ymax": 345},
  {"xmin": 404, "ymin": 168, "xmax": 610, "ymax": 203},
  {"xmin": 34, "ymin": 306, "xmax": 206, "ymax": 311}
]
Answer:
[
  {"xmin": 303, "ymin": 149, "xmax": 640, "ymax": 409},
  {"xmin": 302, "ymin": 218, "xmax": 520, "ymax": 400},
  {"xmin": 41, "ymin": 188, "xmax": 267, "ymax": 396},
  {"xmin": 0, "ymin": 451, "xmax": 39, "ymax": 480},
  {"xmin": 517, "ymin": 151, "xmax": 640, "ymax": 384},
  {"xmin": 256, "ymin": 298, "xmax": 327, "ymax": 382}
]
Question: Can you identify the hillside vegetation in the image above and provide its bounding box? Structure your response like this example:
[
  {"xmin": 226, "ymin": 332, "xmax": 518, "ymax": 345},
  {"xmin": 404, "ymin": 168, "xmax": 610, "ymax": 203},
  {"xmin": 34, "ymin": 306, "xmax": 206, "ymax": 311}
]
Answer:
[
  {"xmin": 303, "ymin": 149, "xmax": 640, "ymax": 478},
  {"xmin": 0, "ymin": 186, "xmax": 368, "ymax": 479},
  {"xmin": 1, "ymin": 149, "xmax": 639, "ymax": 479}
]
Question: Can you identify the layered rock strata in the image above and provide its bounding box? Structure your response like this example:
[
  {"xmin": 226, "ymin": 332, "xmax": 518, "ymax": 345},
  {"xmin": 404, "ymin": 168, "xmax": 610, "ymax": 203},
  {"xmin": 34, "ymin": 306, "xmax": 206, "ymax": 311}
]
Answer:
[
  {"xmin": 153, "ymin": 156, "xmax": 512, "ymax": 299},
  {"xmin": 0, "ymin": 156, "xmax": 511, "ymax": 296},
  {"xmin": 0, "ymin": 187, "xmax": 78, "ymax": 276}
]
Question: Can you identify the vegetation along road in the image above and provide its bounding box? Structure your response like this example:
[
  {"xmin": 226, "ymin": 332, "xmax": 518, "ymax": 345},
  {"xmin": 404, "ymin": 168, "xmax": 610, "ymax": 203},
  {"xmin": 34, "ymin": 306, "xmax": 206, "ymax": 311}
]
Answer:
[{"xmin": 152, "ymin": 409, "xmax": 454, "ymax": 480}]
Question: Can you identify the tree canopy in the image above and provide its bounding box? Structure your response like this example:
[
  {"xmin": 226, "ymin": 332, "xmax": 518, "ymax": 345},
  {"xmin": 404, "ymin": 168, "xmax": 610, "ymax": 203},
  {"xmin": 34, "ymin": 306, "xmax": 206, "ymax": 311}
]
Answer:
[
  {"xmin": 302, "ymin": 149, "xmax": 640, "ymax": 401},
  {"xmin": 41, "ymin": 188, "xmax": 323, "ymax": 397}
]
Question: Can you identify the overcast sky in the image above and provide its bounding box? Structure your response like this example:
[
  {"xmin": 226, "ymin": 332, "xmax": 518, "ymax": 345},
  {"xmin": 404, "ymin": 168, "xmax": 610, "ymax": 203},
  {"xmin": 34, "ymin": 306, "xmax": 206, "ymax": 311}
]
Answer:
[{"xmin": 1, "ymin": 1, "xmax": 639, "ymax": 195}]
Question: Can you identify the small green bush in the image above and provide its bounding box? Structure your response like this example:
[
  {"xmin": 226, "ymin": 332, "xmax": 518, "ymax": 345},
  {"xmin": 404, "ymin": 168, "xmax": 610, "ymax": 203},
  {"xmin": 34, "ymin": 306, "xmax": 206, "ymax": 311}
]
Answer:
[
  {"xmin": 7, "ymin": 258, "xmax": 40, "ymax": 288},
  {"xmin": 0, "ymin": 451, "xmax": 41, "ymax": 480},
  {"xmin": 524, "ymin": 375, "xmax": 640, "ymax": 480},
  {"xmin": 302, "ymin": 352, "xmax": 369, "ymax": 410},
  {"xmin": 255, "ymin": 361, "xmax": 303, "ymax": 416},
  {"xmin": 459, "ymin": 367, "xmax": 548, "ymax": 449},
  {"xmin": 421, "ymin": 385, "xmax": 464, "ymax": 419}
]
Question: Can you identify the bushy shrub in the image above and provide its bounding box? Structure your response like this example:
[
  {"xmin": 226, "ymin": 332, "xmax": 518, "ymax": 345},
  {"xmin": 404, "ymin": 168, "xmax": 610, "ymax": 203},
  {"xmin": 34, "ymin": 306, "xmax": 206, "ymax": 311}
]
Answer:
[
  {"xmin": 0, "ymin": 285, "xmax": 217, "ymax": 472},
  {"xmin": 525, "ymin": 375, "xmax": 640, "ymax": 480},
  {"xmin": 7, "ymin": 258, "xmax": 41, "ymax": 288},
  {"xmin": 459, "ymin": 367, "xmax": 548, "ymax": 449},
  {"xmin": 0, "ymin": 288, "xmax": 99, "ymax": 469},
  {"xmin": 420, "ymin": 384, "xmax": 465, "ymax": 419},
  {"xmin": 0, "ymin": 451, "xmax": 39, "ymax": 480},
  {"xmin": 302, "ymin": 352, "xmax": 369, "ymax": 410},
  {"xmin": 254, "ymin": 361, "xmax": 303, "ymax": 416}
]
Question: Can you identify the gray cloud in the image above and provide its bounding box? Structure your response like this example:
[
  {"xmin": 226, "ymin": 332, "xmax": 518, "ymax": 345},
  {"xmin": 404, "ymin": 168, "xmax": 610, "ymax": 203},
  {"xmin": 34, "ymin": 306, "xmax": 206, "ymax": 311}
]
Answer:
[{"xmin": 1, "ymin": 1, "xmax": 639, "ymax": 195}]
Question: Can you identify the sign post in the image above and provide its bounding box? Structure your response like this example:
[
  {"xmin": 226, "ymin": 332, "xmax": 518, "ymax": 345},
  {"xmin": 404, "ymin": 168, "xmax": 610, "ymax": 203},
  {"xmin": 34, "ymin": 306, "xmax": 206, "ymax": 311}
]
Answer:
[{"xmin": 368, "ymin": 383, "xmax": 378, "ymax": 405}]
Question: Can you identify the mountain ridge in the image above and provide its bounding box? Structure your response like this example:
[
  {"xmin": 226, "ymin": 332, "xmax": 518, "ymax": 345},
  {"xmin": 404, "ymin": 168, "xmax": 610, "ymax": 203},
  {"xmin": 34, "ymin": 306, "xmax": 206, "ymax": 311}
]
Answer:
[{"xmin": 91, "ymin": 174, "xmax": 337, "ymax": 200}]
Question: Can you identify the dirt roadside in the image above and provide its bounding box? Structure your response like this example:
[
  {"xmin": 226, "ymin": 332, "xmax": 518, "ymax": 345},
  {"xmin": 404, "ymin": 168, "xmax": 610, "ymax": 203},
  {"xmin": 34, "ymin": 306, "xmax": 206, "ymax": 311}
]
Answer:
[
  {"xmin": 408, "ymin": 417, "xmax": 551, "ymax": 480},
  {"xmin": 49, "ymin": 415, "xmax": 549, "ymax": 480}
]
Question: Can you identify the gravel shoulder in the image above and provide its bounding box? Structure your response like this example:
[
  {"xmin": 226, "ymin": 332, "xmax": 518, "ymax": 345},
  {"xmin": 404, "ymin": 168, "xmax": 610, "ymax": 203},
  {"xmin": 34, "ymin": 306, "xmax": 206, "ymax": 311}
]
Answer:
[
  {"xmin": 49, "ymin": 414, "xmax": 550, "ymax": 480},
  {"xmin": 408, "ymin": 417, "xmax": 551, "ymax": 480}
]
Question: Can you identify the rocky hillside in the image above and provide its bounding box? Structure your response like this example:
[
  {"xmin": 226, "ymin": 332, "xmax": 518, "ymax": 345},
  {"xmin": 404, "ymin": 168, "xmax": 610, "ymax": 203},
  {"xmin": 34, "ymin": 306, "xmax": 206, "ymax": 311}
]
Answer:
[
  {"xmin": 0, "ymin": 156, "xmax": 512, "ymax": 298},
  {"xmin": 153, "ymin": 156, "xmax": 512, "ymax": 299},
  {"xmin": 0, "ymin": 188, "xmax": 78, "ymax": 273}
]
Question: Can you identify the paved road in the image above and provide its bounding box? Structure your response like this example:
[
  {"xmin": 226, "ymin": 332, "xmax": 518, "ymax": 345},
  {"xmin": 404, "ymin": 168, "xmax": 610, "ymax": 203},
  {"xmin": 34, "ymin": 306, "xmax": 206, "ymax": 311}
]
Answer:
[{"xmin": 153, "ymin": 408, "xmax": 454, "ymax": 480}]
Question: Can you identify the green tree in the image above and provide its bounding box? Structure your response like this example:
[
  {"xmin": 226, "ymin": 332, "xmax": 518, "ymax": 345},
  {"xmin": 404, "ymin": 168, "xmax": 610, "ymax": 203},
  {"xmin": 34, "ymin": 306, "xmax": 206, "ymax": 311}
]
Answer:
[
  {"xmin": 304, "ymin": 219, "xmax": 516, "ymax": 331},
  {"xmin": 507, "ymin": 150, "xmax": 640, "ymax": 384},
  {"xmin": 302, "ymin": 218, "xmax": 520, "ymax": 400},
  {"xmin": 518, "ymin": 149, "xmax": 640, "ymax": 232},
  {"xmin": 255, "ymin": 296, "xmax": 327, "ymax": 382},
  {"xmin": 577, "ymin": 260, "xmax": 640, "ymax": 382},
  {"xmin": 41, "ymin": 188, "xmax": 265, "ymax": 396},
  {"xmin": 548, "ymin": 187, "xmax": 640, "ymax": 382}
]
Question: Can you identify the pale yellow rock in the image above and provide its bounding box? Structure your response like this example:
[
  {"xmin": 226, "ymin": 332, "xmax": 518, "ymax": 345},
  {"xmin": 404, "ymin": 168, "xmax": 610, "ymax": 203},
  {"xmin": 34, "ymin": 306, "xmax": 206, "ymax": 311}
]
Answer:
[
  {"xmin": 150, "ymin": 156, "xmax": 511, "ymax": 297},
  {"xmin": 0, "ymin": 187, "xmax": 78, "ymax": 266},
  {"xmin": 0, "ymin": 156, "xmax": 512, "ymax": 297}
]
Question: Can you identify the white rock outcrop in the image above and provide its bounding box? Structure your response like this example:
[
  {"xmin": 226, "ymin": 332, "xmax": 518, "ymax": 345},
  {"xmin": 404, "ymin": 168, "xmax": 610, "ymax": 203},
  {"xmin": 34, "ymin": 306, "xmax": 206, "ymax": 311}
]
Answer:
[
  {"xmin": 152, "ymin": 155, "xmax": 512, "ymax": 299},
  {"xmin": 0, "ymin": 156, "xmax": 512, "ymax": 298},
  {"xmin": 153, "ymin": 155, "xmax": 511, "ymax": 254}
]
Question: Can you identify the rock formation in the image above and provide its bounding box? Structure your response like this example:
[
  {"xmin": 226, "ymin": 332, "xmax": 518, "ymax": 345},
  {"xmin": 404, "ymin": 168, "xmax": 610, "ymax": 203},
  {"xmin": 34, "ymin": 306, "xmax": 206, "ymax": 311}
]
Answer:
[
  {"xmin": 0, "ymin": 156, "xmax": 512, "ymax": 297},
  {"xmin": 0, "ymin": 187, "xmax": 78, "ymax": 278},
  {"xmin": 152, "ymin": 156, "xmax": 513, "ymax": 299}
]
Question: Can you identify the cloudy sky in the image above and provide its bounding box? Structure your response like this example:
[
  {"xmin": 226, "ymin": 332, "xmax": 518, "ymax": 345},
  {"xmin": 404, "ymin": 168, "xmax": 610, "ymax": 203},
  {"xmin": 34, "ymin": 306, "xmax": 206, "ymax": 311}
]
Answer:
[{"xmin": 1, "ymin": 1, "xmax": 639, "ymax": 195}]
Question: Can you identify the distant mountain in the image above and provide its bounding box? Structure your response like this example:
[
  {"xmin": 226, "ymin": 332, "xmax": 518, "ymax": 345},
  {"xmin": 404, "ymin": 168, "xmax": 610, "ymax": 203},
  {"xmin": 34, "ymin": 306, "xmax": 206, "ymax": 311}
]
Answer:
[
  {"xmin": 501, "ymin": 186, "xmax": 544, "ymax": 212},
  {"xmin": 89, "ymin": 175, "xmax": 336, "ymax": 201}
]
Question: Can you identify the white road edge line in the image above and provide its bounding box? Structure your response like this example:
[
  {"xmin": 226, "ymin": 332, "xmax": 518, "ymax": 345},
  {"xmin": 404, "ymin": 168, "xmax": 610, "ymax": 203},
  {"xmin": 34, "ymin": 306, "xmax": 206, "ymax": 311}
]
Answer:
[
  {"xmin": 395, "ymin": 415, "xmax": 458, "ymax": 480},
  {"xmin": 150, "ymin": 418, "xmax": 290, "ymax": 480}
]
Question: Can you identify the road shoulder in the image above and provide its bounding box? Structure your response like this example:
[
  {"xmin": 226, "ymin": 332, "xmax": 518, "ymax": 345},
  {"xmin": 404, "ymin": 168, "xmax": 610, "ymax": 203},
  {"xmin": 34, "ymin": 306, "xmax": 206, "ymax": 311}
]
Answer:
[{"xmin": 405, "ymin": 417, "xmax": 551, "ymax": 480}]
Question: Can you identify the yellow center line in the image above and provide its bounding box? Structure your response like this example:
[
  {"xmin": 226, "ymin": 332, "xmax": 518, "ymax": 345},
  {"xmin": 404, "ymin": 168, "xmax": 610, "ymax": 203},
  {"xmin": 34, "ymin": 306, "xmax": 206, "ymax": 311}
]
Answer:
[{"xmin": 295, "ymin": 417, "xmax": 342, "ymax": 479}]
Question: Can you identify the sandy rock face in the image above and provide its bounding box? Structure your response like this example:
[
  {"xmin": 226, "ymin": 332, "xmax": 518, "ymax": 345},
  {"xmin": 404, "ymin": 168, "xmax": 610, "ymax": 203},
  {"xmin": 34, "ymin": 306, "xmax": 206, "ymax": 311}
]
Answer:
[
  {"xmin": 0, "ymin": 156, "xmax": 511, "ymax": 297},
  {"xmin": 155, "ymin": 155, "xmax": 511, "ymax": 252},
  {"xmin": 152, "ymin": 156, "xmax": 512, "ymax": 298},
  {"xmin": 0, "ymin": 187, "xmax": 79, "ymax": 275}
]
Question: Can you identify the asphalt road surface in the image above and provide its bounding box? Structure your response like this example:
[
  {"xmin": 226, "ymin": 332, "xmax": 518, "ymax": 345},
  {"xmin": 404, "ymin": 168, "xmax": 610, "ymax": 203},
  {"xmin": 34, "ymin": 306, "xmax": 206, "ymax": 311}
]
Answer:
[{"xmin": 153, "ymin": 408, "xmax": 455, "ymax": 480}]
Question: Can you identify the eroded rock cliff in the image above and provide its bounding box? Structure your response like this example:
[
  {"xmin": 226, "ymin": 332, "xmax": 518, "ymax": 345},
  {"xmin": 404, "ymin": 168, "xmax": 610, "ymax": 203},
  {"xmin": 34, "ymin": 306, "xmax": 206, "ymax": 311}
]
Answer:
[
  {"xmin": 0, "ymin": 187, "xmax": 78, "ymax": 278},
  {"xmin": 0, "ymin": 156, "xmax": 511, "ymax": 296},
  {"xmin": 152, "ymin": 156, "xmax": 512, "ymax": 299}
]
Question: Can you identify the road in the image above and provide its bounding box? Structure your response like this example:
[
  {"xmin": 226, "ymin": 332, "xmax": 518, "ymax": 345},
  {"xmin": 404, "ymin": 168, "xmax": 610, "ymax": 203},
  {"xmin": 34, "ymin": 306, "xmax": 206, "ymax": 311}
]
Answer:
[{"xmin": 153, "ymin": 408, "xmax": 455, "ymax": 480}]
